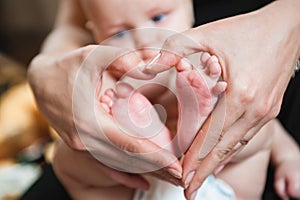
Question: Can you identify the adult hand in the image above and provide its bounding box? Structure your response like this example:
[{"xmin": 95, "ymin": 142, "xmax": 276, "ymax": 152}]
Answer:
[
  {"xmin": 146, "ymin": 1, "xmax": 300, "ymax": 199},
  {"xmin": 53, "ymin": 140, "xmax": 150, "ymax": 199},
  {"xmin": 28, "ymin": 45, "xmax": 183, "ymax": 187}
]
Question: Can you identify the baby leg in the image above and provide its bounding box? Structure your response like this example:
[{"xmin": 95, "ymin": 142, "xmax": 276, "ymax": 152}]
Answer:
[
  {"xmin": 100, "ymin": 82, "xmax": 175, "ymax": 152},
  {"xmin": 176, "ymin": 52, "xmax": 226, "ymax": 152}
]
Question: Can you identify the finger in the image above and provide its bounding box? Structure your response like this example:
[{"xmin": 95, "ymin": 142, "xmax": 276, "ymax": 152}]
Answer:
[
  {"xmin": 183, "ymin": 117, "xmax": 268, "ymax": 199},
  {"xmin": 181, "ymin": 84, "xmax": 261, "ymax": 164},
  {"xmin": 73, "ymin": 54, "xmax": 183, "ymax": 178},
  {"xmin": 61, "ymin": 44, "xmax": 98, "ymax": 65},
  {"xmin": 55, "ymin": 141, "xmax": 150, "ymax": 190},
  {"xmin": 88, "ymin": 135, "xmax": 184, "ymax": 186},
  {"xmin": 181, "ymin": 96, "xmax": 228, "ymax": 188},
  {"xmin": 276, "ymin": 173, "xmax": 300, "ymax": 199},
  {"xmin": 183, "ymin": 117, "xmax": 253, "ymax": 199},
  {"xmin": 81, "ymin": 109, "xmax": 183, "ymax": 177},
  {"xmin": 143, "ymin": 29, "xmax": 208, "ymax": 74},
  {"xmin": 182, "ymin": 97, "xmax": 271, "ymax": 189},
  {"xmin": 149, "ymin": 169, "xmax": 184, "ymax": 187},
  {"xmin": 72, "ymin": 101, "xmax": 182, "ymax": 176},
  {"xmin": 213, "ymin": 124, "xmax": 264, "ymax": 175},
  {"xmin": 95, "ymin": 159, "xmax": 150, "ymax": 190},
  {"xmin": 96, "ymin": 144, "xmax": 183, "ymax": 187},
  {"xmin": 81, "ymin": 46, "xmax": 154, "ymax": 80},
  {"xmin": 181, "ymin": 94, "xmax": 233, "ymax": 176},
  {"xmin": 109, "ymin": 50, "xmax": 156, "ymax": 80}
]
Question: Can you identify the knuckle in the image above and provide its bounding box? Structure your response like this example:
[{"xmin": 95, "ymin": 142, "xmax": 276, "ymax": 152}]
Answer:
[
  {"xmin": 117, "ymin": 53, "xmax": 135, "ymax": 68},
  {"xmin": 211, "ymin": 146, "xmax": 233, "ymax": 162},
  {"xmin": 121, "ymin": 139, "xmax": 143, "ymax": 153},
  {"xmin": 120, "ymin": 142, "xmax": 134, "ymax": 153},
  {"xmin": 81, "ymin": 45, "xmax": 96, "ymax": 59},
  {"xmin": 27, "ymin": 55, "xmax": 50, "ymax": 84},
  {"xmin": 163, "ymin": 34, "xmax": 189, "ymax": 56},
  {"xmin": 252, "ymin": 101, "xmax": 272, "ymax": 119},
  {"xmin": 237, "ymin": 88, "xmax": 255, "ymax": 105},
  {"xmin": 28, "ymin": 55, "xmax": 41, "ymax": 74},
  {"xmin": 162, "ymin": 34, "xmax": 186, "ymax": 56},
  {"xmin": 54, "ymin": 55, "xmax": 66, "ymax": 69},
  {"xmin": 163, "ymin": 35, "xmax": 177, "ymax": 50},
  {"xmin": 195, "ymin": 155, "xmax": 205, "ymax": 165},
  {"xmin": 269, "ymin": 101, "xmax": 282, "ymax": 118}
]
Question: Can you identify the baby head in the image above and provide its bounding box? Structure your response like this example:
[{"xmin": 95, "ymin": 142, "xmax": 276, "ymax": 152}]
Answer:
[{"xmin": 80, "ymin": 0, "xmax": 193, "ymax": 61}]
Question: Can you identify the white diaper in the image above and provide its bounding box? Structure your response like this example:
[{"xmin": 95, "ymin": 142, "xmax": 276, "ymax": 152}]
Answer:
[{"xmin": 133, "ymin": 175, "xmax": 235, "ymax": 200}]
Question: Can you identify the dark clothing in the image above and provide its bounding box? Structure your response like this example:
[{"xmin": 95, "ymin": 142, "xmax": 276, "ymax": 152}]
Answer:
[
  {"xmin": 278, "ymin": 72, "xmax": 300, "ymax": 144},
  {"xmin": 192, "ymin": 0, "xmax": 273, "ymax": 26},
  {"xmin": 20, "ymin": 164, "xmax": 72, "ymax": 200}
]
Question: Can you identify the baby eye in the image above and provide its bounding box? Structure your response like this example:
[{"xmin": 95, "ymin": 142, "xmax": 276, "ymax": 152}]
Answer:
[
  {"xmin": 151, "ymin": 13, "xmax": 166, "ymax": 23},
  {"xmin": 113, "ymin": 30, "xmax": 127, "ymax": 39}
]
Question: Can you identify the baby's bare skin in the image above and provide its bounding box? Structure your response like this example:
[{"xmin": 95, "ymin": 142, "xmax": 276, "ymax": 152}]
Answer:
[{"xmin": 100, "ymin": 52, "xmax": 226, "ymax": 155}]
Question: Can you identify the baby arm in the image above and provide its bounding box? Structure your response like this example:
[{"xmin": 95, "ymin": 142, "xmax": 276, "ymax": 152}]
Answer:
[
  {"xmin": 270, "ymin": 120, "xmax": 300, "ymax": 200},
  {"xmin": 216, "ymin": 119, "xmax": 300, "ymax": 200}
]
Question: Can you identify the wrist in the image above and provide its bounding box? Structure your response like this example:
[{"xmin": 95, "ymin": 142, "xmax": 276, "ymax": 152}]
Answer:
[
  {"xmin": 274, "ymin": 0, "xmax": 300, "ymax": 57},
  {"xmin": 254, "ymin": 0, "xmax": 300, "ymax": 72}
]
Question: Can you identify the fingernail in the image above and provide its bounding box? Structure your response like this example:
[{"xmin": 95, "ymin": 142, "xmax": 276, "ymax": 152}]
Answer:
[
  {"xmin": 147, "ymin": 53, "xmax": 161, "ymax": 68},
  {"xmin": 137, "ymin": 61, "xmax": 153, "ymax": 76},
  {"xmin": 169, "ymin": 177, "xmax": 182, "ymax": 187},
  {"xmin": 143, "ymin": 53, "xmax": 161, "ymax": 73},
  {"xmin": 184, "ymin": 171, "xmax": 195, "ymax": 188},
  {"xmin": 200, "ymin": 52, "xmax": 211, "ymax": 63},
  {"xmin": 168, "ymin": 168, "xmax": 182, "ymax": 179},
  {"xmin": 190, "ymin": 191, "xmax": 197, "ymax": 200}
]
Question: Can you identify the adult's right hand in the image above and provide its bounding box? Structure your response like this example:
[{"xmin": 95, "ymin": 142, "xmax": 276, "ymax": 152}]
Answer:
[
  {"xmin": 28, "ymin": 45, "xmax": 183, "ymax": 186},
  {"xmin": 144, "ymin": 1, "xmax": 300, "ymax": 199}
]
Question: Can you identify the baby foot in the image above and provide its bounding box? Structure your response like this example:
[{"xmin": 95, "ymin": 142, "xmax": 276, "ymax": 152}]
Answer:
[
  {"xmin": 175, "ymin": 52, "xmax": 227, "ymax": 152},
  {"xmin": 100, "ymin": 82, "xmax": 174, "ymax": 152}
]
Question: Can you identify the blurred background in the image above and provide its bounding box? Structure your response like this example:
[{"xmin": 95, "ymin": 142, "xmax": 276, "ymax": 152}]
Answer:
[
  {"xmin": 0, "ymin": 1, "xmax": 58, "ymax": 199},
  {"xmin": 0, "ymin": 0, "xmax": 57, "ymax": 66}
]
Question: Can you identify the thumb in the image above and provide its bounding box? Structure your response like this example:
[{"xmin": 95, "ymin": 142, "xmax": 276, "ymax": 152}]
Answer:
[
  {"xmin": 109, "ymin": 49, "xmax": 156, "ymax": 80},
  {"xmin": 82, "ymin": 46, "xmax": 155, "ymax": 80},
  {"xmin": 143, "ymin": 28, "xmax": 209, "ymax": 74}
]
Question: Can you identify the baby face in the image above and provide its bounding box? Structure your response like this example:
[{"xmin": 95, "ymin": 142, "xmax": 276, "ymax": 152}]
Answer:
[{"xmin": 80, "ymin": 0, "xmax": 193, "ymax": 61}]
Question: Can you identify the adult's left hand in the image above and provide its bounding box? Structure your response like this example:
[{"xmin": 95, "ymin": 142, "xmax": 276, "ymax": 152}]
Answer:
[{"xmin": 53, "ymin": 140, "xmax": 151, "ymax": 199}]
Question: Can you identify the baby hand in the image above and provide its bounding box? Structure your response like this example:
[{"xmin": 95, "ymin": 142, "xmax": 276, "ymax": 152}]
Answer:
[{"xmin": 274, "ymin": 159, "xmax": 300, "ymax": 200}]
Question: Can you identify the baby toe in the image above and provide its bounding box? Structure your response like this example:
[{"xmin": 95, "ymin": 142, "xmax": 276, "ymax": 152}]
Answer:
[
  {"xmin": 212, "ymin": 81, "xmax": 227, "ymax": 96},
  {"xmin": 200, "ymin": 52, "xmax": 211, "ymax": 66},
  {"xmin": 176, "ymin": 59, "xmax": 193, "ymax": 72},
  {"xmin": 101, "ymin": 103, "xmax": 111, "ymax": 113},
  {"xmin": 105, "ymin": 89, "xmax": 115, "ymax": 98},
  {"xmin": 207, "ymin": 55, "xmax": 221, "ymax": 77}
]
